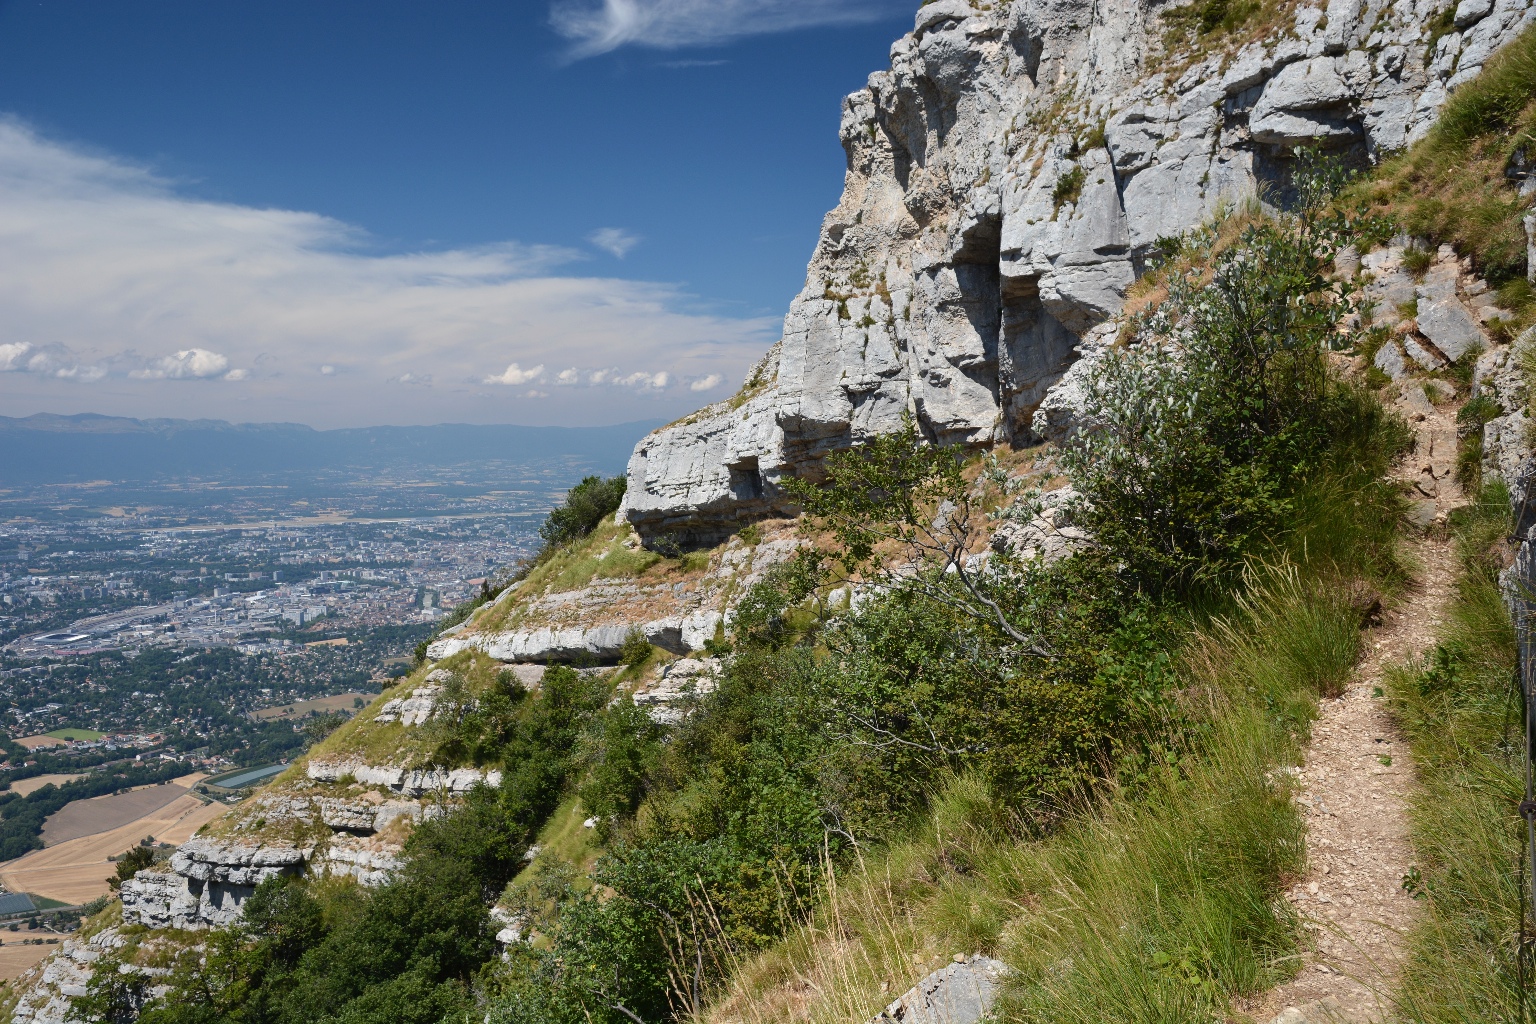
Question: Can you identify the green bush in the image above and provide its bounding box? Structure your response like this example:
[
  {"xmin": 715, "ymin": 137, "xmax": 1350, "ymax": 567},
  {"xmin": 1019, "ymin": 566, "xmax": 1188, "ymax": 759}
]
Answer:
[
  {"xmin": 1064, "ymin": 160, "xmax": 1377, "ymax": 594},
  {"xmin": 1053, "ymin": 166, "xmax": 1086, "ymax": 213},
  {"xmin": 107, "ymin": 845, "xmax": 155, "ymax": 892},
  {"xmin": 541, "ymin": 475, "xmax": 627, "ymax": 548},
  {"xmin": 618, "ymin": 627, "xmax": 652, "ymax": 668}
]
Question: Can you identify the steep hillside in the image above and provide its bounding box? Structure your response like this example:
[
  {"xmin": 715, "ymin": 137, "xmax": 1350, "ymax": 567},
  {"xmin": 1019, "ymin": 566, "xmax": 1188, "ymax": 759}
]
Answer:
[{"xmin": 15, "ymin": 2, "xmax": 1536, "ymax": 1024}]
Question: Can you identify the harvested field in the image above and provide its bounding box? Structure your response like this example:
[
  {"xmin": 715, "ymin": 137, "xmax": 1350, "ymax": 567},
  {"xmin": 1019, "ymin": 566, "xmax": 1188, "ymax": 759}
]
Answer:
[
  {"xmin": 0, "ymin": 794, "xmax": 229, "ymax": 905},
  {"xmin": 250, "ymin": 692, "xmax": 372, "ymax": 722},
  {"xmin": 12, "ymin": 737, "xmax": 62, "ymax": 752},
  {"xmin": 0, "ymin": 939, "xmax": 62, "ymax": 981},
  {"xmin": 7, "ymin": 775, "xmax": 85, "ymax": 797},
  {"xmin": 41, "ymin": 784, "xmax": 189, "ymax": 846}
]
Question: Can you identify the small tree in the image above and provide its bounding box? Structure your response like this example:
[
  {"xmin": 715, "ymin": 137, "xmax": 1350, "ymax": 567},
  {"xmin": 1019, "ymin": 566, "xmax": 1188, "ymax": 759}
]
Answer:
[
  {"xmin": 107, "ymin": 845, "xmax": 155, "ymax": 891},
  {"xmin": 540, "ymin": 475, "xmax": 628, "ymax": 548},
  {"xmin": 618, "ymin": 628, "xmax": 653, "ymax": 668}
]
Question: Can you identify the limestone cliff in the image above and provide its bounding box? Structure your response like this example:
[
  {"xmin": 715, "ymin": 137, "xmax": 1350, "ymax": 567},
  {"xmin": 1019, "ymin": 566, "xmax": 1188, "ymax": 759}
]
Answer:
[{"xmin": 623, "ymin": 0, "xmax": 1536, "ymax": 544}]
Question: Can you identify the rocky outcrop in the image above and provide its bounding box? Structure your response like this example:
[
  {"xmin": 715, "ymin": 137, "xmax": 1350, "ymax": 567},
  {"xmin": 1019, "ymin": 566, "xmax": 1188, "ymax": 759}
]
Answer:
[
  {"xmin": 373, "ymin": 683, "xmax": 444, "ymax": 726},
  {"xmin": 426, "ymin": 609, "xmax": 723, "ymax": 664},
  {"xmin": 304, "ymin": 759, "xmax": 502, "ymax": 797},
  {"xmin": 434, "ymin": 531, "xmax": 806, "ymax": 664},
  {"xmin": 9, "ymin": 926, "xmax": 167, "ymax": 1024},
  {"xmin": 119, "ymin": 839, "xmax": 305, "ymax": 931},
  {"xmin": 623, "ymin": 0, "xmax": 1536, "ymax": 543},
  {"xmin": 630, "ymin": 657, "xmax": 721, "ymax": 725}
]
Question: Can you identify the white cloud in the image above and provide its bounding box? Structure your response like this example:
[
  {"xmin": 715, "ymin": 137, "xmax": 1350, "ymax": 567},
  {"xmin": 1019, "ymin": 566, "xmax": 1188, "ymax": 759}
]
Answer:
[
  {"xmin": 319, "ymin": 364, "xmax": 335, "ymax": 375},
  {"xmin": 551, "ymin": 0, "xmax": 899, "ymax": 57},
  {"xmin": 524, "ymin": 389, "xmax": 550, "ymax": 398},
  {"xmin": 556, "ymin": 367, "xmax": 581, "ymax": 385},
  {"xmin": 619, "ymin": 370, "xmax": 669, "ymax": 389},
  {"xmin": 0, "ymin": 119, "xmax": 775, "ymax": 427},
  {"xmin": 0, "ymin": 341, "xmax": 29, "ymax": 371},
  {"xmin": 589, "ymin": 227, "xmax": 640, "ymax": 258},
  {"xmin": 690, "ymin": 373, "xmax": 723, "ymax": 391},
  {"xmin": 129, "ymin": 348, "xmax": 231, "ymax": 380},
  {"xmin": 483, "ymin": 362, "xmax": 545, "ymax": 386}
]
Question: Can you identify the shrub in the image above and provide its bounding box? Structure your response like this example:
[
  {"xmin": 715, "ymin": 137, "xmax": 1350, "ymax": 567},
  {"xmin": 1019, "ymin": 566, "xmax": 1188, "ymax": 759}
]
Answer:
[
  {"xmin": 1052, "ymin": 166, "xmax": 1086, "ymax": 214},
  {"xmin": 1063, "ymin": 156, "xmax": 1374, "ymax": 593},
  {"xmin": 618, "ymin": 627, "xmax": 653, "ymax": 668},
  {"xmin": 107, "ymin": 845, "xmax": 155, "ymax": 891},
  {"xmin": 540, "ymin": 475, "xmax": 627, "ymax": 548}
]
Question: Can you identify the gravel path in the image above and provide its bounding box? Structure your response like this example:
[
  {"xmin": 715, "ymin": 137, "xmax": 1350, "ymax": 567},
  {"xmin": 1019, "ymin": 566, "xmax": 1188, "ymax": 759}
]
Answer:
[{"xmin": 1252, "ymin": 380, "xmax": 1463, "ymax": 1024}]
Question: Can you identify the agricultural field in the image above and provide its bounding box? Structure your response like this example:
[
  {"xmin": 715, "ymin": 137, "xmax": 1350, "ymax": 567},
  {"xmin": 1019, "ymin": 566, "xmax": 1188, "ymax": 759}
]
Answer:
[
  {"xmin": 250, "ymin": 692, "xmax": 372, "ymax": 722},
  {"xmin": 0, "ymin": 792, "xmax": 228, "ymax": 904},
  {"xmin": 41, "ymin": 783, "xmax": 192, "ymax": 846},
  {"xmin": 7, "ymin": 775, "xmax": 86, "ymax": 798}
]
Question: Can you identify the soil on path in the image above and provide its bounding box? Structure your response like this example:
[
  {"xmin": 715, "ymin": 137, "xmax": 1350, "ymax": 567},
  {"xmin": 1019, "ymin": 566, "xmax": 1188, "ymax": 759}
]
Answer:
[{"xmin": 1252, "ymin": 379, "xmax": 1463, "ymax": 1024}]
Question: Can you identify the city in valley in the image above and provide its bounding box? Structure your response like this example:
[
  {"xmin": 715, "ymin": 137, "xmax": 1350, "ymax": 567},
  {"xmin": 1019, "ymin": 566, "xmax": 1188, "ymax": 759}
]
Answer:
[{"xmin": 0, "ymin": 419, "xmax": 630, "ymax": 966}]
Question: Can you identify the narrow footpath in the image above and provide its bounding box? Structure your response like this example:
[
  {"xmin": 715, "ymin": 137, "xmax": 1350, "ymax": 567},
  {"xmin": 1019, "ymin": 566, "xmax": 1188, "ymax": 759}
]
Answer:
[{"xmin": 1253, "ymin": 380, "xmax": 1464, "ymax": 1024}]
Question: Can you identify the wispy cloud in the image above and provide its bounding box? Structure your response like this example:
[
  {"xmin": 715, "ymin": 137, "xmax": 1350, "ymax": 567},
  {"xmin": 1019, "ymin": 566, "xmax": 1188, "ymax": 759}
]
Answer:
[
  {"xmin": 0, "ymin": 118, "xmax": 776, "ymax": 427},
  {"xmin": 589, "ymin": 227, "xmax": 640, "ymax": 258},
  {"xmin": 550, "ymin": 0, "xmax": 899, "ymax": 58}
]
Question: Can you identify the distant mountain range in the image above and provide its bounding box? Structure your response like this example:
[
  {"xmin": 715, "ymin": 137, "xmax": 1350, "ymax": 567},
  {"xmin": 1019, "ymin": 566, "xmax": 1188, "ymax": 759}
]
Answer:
[{"xmin": 0, "ymin": 414, "xmax": 659, "ymax": 486}]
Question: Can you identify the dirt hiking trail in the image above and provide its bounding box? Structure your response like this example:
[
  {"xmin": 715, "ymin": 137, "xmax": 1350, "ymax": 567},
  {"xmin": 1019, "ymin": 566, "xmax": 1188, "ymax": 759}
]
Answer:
[{"xmin": 1249, "ymin": 379, "xmax": 1462, "ymax": 1024}]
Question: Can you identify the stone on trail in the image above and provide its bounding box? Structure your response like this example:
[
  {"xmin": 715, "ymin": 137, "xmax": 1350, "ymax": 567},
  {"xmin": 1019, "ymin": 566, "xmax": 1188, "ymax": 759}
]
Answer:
[{"xmin": 1415, "ymin": 298, "xmax": 1485, "ymax": 362}]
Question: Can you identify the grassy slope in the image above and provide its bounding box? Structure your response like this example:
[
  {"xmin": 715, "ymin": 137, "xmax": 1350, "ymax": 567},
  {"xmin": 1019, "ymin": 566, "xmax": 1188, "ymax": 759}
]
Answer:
[
  {"xmin": 703, "ymin": 461, "xmax": 1404, "ymax": 1022},
  {"xmin": 1364, "ymin": 24, "xmax": 1536, "ymax": 328}
]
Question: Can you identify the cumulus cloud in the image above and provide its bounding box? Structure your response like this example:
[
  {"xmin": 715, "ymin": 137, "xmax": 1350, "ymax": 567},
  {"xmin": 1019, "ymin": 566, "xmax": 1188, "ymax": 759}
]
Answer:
[
  {"xmin": 129, "ymin": 348, "xmax": 231, "ymax": 380},
  {"xmin": 0, "ymin": 119, "xmax": 775, "ymax": 426},
  {"xmin": 589, "ymin": 227, "xmax": 640, "ymax": 258},
  {"xmin": 550, "ymin": 0, "xmax": 899, "ymax": 57},
  {"xmin": 483, "ymin": 362, "xmax": 545, "ymax": 386},
  {"xmin": 556, "ymin": 367, "xmax": 581, "ymax": 385},
  {"xmin": 689, "ymin": 373, "xmax": 723, "ymax": 391}
]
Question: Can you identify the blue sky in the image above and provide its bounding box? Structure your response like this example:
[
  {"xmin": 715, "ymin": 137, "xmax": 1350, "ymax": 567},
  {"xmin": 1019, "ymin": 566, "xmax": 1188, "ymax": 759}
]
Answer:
[{"xmin": 0, "ymin": 0, "xmax": 913, "ymax": 427}]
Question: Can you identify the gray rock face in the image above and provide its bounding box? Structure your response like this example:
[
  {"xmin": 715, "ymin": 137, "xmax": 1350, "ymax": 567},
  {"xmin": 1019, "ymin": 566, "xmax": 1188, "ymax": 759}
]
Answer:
[
  {"xmin": 624, "ymin": 0, "xmax": 1536, "ymax": 541},
  {"xmin": 119, "ymin": 839, "xmax": 306, "ymax": 930},
  {"xmin": 631, "ymin": 657, "xmax": 721, "ymax": 725},
  {"xmin": 304, "ymin": 759, "xmax": 502, "ymax": 797},
  {"xmin": 425, "ymin": 610, "xmax": 722, "ymax": 664}
]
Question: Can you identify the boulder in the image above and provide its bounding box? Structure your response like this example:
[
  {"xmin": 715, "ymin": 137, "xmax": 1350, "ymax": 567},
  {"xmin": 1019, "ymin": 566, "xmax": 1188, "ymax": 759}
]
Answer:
[
  {"xmin": 866, "ymin": 954, "xmax": 1009, "ymax": 1024},
  {"xmin": 1416, "ymin": 299, "xmax": 1486, "ymax": 362}
]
